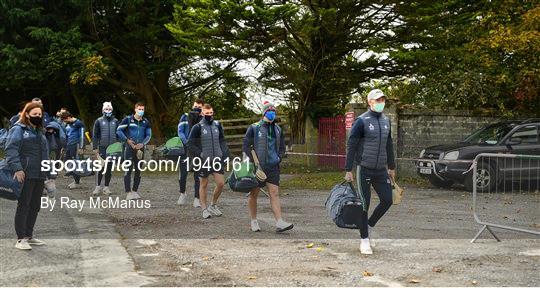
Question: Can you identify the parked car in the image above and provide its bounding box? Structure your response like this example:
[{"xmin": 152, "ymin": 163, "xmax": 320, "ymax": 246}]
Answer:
[{"xmin": 416, "ymin": 119, "xmax": 540, "ymax": 192}]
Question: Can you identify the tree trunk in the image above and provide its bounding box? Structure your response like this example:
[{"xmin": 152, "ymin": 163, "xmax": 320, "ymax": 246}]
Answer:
[
  {"xmin": 290, "ymin": 105, "xmax": 306, "ymax": 145},
  {"xmin": 134, "ymin": 70, "xmax": 170, "ymax": 143}
]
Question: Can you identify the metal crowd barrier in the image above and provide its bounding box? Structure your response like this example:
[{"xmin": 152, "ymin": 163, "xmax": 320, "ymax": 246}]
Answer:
[{"xmin": 471, "ymin": 153, "xmax": 540, "ymax": 243}]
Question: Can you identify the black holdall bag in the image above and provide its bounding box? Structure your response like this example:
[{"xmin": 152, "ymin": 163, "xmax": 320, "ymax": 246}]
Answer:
[
  {"xmin": 0, "ymin": 166, "xmax": 23, "ymax": 200},
  {"xmin": 325, "ymin": 181, "xmax": 367, "ymax": 229}
]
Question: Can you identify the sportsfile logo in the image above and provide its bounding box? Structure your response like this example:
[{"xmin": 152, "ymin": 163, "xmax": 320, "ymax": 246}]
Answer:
[{"xmin": 40, "ymin": 157, "xmax": 247, "ymax": 174}]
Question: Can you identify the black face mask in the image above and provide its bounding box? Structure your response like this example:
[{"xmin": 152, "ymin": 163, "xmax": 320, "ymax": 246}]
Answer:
[
  {"xmin": 29, "ymin": 116, "xmax": 42, "ymax": 126},
  {"xmin": 192, "ymin": 107, "xmax": 202, "ymax": 113},
  {"xmin": 188, "ymin": 111, "xmax": 201, "ymax": 127},
  {"xmin": 204, "ymin": 115, "xmax": 213, "ymax": 123}
]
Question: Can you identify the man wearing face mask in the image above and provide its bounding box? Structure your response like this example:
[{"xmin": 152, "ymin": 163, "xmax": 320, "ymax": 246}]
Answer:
[
  {"xmin": 60, "ymin": 111, "xmax": 85, "ymax": 189},
  {"xmin": 177, "ymin": 99, "xmax": 204, "ymax": 207},
  {"xmin": 187, "ymin": 104, "xmax": 230, "ymax": 219},
  {"xmin": 91, "ymin": 102, "xmax": 119, "ymax": 196},
  {"xmin": 344, "ymin": 89, "xmax": 396, "ymax": 255},
  {"xmin": 117, "ymin": 102, "xmax": 152, "ymax": 200},
  {"xmin": 243, "ymin": 101, "xmax": 293, "ymax": 233}
]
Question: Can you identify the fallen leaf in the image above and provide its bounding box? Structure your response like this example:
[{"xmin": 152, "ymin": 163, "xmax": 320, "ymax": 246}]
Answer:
[
  {"xmin": 409, "ymin": 279, "xmax": 421, "ymax": 284},
  {"xmin": 306, "ymin": 243, "xmax": 314, "ymax": 248},
  {"xmin": 362, "ymin": 271, "xmax": 374, "ymax": 277},
  {"xmin": 432, "ymin": 267, "xmax": 443, "ymax": 273},
  {"xmin": 472, "ymin": 280, "xmax": 478, "ymax": 285},
  {"xmin": 202, "ymin": 256, "xmax": 209, "ymax": 261},
  {"xmin": 316, "ymin": 247, "xmax": 323, "ymax": 252},
  {"xmin": 248, "ymin": 276, "xmax": 257, "ymax": 280}
]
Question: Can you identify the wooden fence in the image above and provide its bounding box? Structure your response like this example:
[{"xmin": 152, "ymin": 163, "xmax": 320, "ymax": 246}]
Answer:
[{"xmin": 219, "ymin": 117, "xmax": 291, "ymax": 155}]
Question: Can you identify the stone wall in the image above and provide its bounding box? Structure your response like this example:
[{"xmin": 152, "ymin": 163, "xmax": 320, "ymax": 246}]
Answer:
[{"xmin": 345, "ymin": 104, "xmax": 504, "ymax": 177}]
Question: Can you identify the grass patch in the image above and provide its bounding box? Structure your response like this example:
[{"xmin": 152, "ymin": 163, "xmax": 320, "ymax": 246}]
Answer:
[
  {"xmin": 281, "ymin": 171, "xmax": 432, "ymax": 191},
  {"xmin": 281, "ymin": 171, "xmax": 345, "ymax": 190},
  {"xmin": 398, "ymin": 176, "xmax": 430, "ymax": 187}
]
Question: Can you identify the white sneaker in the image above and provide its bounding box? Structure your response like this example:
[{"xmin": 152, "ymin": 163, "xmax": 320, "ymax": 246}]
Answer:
[
  {"xmin": 15, "ymin": 239, "xmax": 32, "ymax": 250},
  {"xmin": 102, "ymin": 187, "xmax": 112, "ymax": 195},
  {"xmin": 68, "ymin": 182, "xmax": 81, "ymax": 189},
  {"xmin": 207, "ymin": 204, "xmax": 222, "ymax": 216},
  {"xmin": 126, "ymin": 191, "xmax": 141, "ymax": 200},
  {"xmin": 177, "ymin": 193, "xmax": 187, "ymax": 205},
  {"xmin": 27, "ymin": 238, "xmax": 46, "ymax": 246},
  {"xmin": 251, "ymin": 220, "xmax": 261, "ymax": 232},
  {"xmin": 92, "ymin": 186, "xmax": 102, "ymax": 196},
  {"xmin": 360, "ymin": 238, "xmax": 373, "ymax": 255},
  {"xmin": 276, "ymin": 219, "xmax": 294, "ymax": 233},
  {"xmin": 193, "ymin": 198, "xmax": 201, "ymax": 208},
  {"xmin": 202, "ymin": 209, "xmax": 212, "ymax": 219}
]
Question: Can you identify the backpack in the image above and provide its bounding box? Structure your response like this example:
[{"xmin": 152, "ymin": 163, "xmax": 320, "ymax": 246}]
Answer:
[
  {"xmin": 227, "ymin": 161, "xmax": 259, "ymax": 192},
  {"xmin": 325, "ymin": 181, "xmax": 367, "ymax": 229},
  {"xmin": 162, "ymin": 137, "xmax": 185, "ymax": 159},
  {"xmin": 106, "ymin": 142, "xmax": 123, "ymax": 158}
]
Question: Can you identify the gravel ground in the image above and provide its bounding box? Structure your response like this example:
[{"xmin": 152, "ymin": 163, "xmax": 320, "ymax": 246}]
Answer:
[{"xmin": 0, "ymin": 172, "xmax": 538, "ymax": 286}]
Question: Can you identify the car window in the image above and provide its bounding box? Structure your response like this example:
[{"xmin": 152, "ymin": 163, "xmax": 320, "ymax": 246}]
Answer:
[
  {"xmin": 463, "ymin": 123, "xmax": 514, "ymax": 145},
  {"xmin": 509, "ymin": 126, "xmax": 539, "ymax": 144}
]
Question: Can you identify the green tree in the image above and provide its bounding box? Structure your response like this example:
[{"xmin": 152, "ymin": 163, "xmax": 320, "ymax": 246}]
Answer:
[
  {"xmin": 393, "ymin": 0, "xmax": 539, "ymax": 115},
  {"xmin": 1, "ymin": 0, "xmax": 251, "ymax": 137},
  {"xmin": 167, "ymin": 0, "xmax": 405, "ymax": 143}
]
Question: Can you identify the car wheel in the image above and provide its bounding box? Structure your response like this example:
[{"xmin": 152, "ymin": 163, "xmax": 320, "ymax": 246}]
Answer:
[
  {"xmin": 465, "ymin": 161, "xmax": 497, "ymax": 192},
  {"xmin": 428, "ymin": 176, "xmax": 454, "ymax": 188}
]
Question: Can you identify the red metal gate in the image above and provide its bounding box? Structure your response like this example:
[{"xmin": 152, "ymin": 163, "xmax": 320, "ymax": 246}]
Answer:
[{"xmin": 318, "ymin": 116, "xmax": 346, "ymax": 169}]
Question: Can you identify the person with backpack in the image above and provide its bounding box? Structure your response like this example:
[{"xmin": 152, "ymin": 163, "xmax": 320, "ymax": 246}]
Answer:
[
  {"xmin": 243, "ymin": 101, "xmax": 293, "ymax": 233},
  {"xmin": 91, "ymin": 102, "xmax": 119, "ymax": 196},
  {"xmin": 116, "ymin": 102, "xmax": 152, "ymax": 200},
  {"xmin": 60, "ymin": 111, "xmax": 85, "ymax": 189},
  {"xmin": 177, "ymin": 99, "xmax": 204, "ymax": 207},
  {"xmin": 0, "ymin": 102, "xmax": 49, "ymax": 250},
  {"xmin": 187, "ymin": 104, "xmax": 229, "ymax": 219},
  {"xmin": 344, "ymin": 89, "xmax": 396, "ymax": 255}
]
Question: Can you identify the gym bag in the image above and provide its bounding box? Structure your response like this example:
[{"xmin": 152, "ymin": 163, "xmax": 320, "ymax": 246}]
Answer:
[
  {"xmin": 325, "ymin": 181, "xmax": 366, "ymax": 229},
  {"xmin": 227, "ymin": 161, "xmax": 258, "ymax": 193}
]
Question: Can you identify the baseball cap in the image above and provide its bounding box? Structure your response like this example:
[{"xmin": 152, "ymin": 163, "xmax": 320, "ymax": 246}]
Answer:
[{"xmin": 367, "ymin": 89, "xmax": 385, "ymax": 101}]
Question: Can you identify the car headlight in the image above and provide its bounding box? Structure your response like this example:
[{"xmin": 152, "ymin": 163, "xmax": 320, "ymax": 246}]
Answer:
[
  {"xmin": 443, "ymin": 151, "xmax": 459, "ymax": 160},
  {"xmin": 419, "ymin": 149, "xmax": 425, "ymax": 158}
]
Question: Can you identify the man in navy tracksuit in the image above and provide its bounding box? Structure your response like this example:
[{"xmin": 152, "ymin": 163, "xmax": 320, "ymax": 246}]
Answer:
[
  {"xmin": 243, "ymin": 101, "xmax": 293, "ymax": 233},
  {"xmin": 116, "ymin": 102, "xmax": 152, "ymax": 200},
  {"xmin": 91, "ymin": 102, "xmax": 118, "ymax": 196},
  {"xmin": 187, "ymin": 104, "xmax": 229, "ymax": 219},
  {"xmin": 176, "ymin": 99, "xmax": 204, "ymax": 207},
  {"xmin": 345, "ymin": 89, "xmax": 396, "ymax": 255},
  {"xmin": 60, "ymin": 111, "xmax": 85, "ymax": 189}
]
